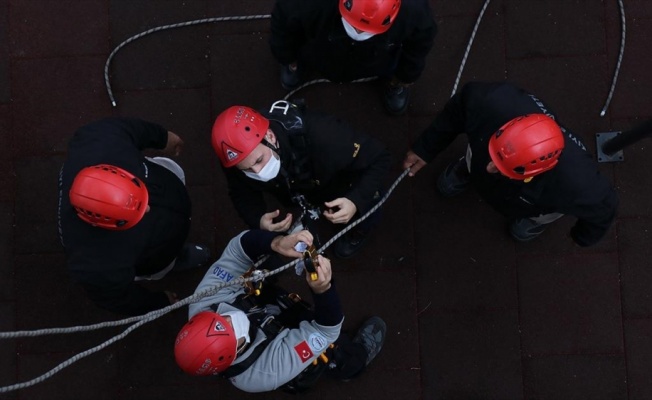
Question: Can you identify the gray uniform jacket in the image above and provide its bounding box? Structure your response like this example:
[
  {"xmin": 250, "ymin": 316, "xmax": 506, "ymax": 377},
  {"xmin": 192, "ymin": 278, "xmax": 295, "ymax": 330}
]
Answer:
[{"xmin": 189, "ymin": 231, "xmax": 343, "ymax": 393}]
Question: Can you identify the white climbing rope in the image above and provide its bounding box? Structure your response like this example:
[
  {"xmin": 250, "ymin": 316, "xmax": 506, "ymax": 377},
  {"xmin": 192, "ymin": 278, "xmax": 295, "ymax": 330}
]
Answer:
[
  {"xmin": 600, "ymin": 0, "xmax": 626, "ymax": 117},
  {"xmin": 0, "ymin": 168, "xmax": 410, "ymax": 393},
  {"xmin": 104, "ymin": 14, "xmax": 272, "ymax": 107},
  {"xmin": 450, "ymin": 0, "xmax": 491, "ymax": 97}
]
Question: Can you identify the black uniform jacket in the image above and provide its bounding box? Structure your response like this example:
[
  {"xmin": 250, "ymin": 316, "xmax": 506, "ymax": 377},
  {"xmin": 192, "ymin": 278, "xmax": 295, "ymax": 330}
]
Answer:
[
  {"xmin": 412, "ymin": 82, "xmax": 618, "ymax": 247},
  {"xmin": 58, "ymin": 118, "xmax": 191, "ymax": 315},
  {"xmin": 270, "ymin": 0, "xmax": 436, "ymax": 83},
  {"xmin": 224, "ymin": 111, "xmax": 392, "ymax": 229}
]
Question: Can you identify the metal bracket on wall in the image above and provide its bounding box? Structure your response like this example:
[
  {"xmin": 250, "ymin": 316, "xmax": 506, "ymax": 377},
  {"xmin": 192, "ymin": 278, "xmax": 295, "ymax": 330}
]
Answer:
[{"xmin": 596, "ymin": 131, "xmax": 624, "ymax": 163}]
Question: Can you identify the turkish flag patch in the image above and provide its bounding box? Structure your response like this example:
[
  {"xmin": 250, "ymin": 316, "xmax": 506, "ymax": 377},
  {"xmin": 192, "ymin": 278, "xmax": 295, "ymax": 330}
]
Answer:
[{"xmin": 293, "ymin": 340, "xmax": 314, "ymax": 362}]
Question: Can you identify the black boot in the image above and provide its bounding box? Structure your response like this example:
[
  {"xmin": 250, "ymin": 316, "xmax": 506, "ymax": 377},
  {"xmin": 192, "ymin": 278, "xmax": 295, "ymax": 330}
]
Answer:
[
  {"xmin": 173, "ymin": 243, "xmax": 211, "ymax": 271},
  {"xmin": 436, "ymin": 157, "xmax": 470, "ymax": 197},
  {"xmin": 383, "ymin": 85, "xmax": 410, "ymax": 115},
  {"xmin": 280, "ymin": 64, "xmax": 301, "ymax": 91},
  {"xmin": 509, "ymin": 218, "xmax": 547, "ymax": 242},
  {"xmin": 333, "ymin": 227, "xmax": 371, "ymax": 259}
]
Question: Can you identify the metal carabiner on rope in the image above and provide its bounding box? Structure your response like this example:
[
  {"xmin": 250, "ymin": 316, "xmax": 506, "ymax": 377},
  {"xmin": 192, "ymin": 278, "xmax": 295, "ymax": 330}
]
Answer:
[
  {"xmin": 241, "ymin": 267, "xmax": 268, "ymax": 296},
  {"xmin": 302, "ymin": 244, "xmax": 320, "ymax": 281}
]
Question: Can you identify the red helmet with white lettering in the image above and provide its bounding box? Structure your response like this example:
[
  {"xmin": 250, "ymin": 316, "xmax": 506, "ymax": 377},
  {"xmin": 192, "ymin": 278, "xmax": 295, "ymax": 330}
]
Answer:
[
  {"xmin": 340, "ymin": 0, "xmax": 401, "ymax": 34},
  {"xmin": 488, "ymin": 114, "xmax": 565, "ymax": 180},
  {"xmin": 69, "ymin": 164, "xmax": 149, "ymax": 230},
  {"xmin": 174, "ymin": 311, "xmax": 237, "ymax": 376},
  {"xmin": 211, "ymin": 106, "xmax": 270, "ymax": 168}
]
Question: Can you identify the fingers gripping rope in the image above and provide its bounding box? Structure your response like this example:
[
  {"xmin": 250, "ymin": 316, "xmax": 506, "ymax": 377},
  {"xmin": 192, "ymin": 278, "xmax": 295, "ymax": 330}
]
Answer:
[{"xmin": 0, "ymin": 168, "xmax": 411, "ymax": 393}]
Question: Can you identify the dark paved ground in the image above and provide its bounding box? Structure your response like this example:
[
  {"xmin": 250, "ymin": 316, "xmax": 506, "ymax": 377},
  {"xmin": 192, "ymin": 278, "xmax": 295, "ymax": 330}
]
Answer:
[{"xmin": 1, "ymin": 1, "xmax": 651, "ymax": 399}]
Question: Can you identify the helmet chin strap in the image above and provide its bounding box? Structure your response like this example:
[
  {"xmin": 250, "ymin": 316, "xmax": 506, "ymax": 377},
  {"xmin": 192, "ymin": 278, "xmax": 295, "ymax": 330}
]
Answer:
[{"xmin": 262, "ymin": 137, "xmax": 280, "ymax": 155}]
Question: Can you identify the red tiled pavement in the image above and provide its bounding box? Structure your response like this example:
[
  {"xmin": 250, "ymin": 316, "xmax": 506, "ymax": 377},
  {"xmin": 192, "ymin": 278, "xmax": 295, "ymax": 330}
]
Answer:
[{"xmin": 1, "ymin": 1, "xmax": 651, "ymax": 399}]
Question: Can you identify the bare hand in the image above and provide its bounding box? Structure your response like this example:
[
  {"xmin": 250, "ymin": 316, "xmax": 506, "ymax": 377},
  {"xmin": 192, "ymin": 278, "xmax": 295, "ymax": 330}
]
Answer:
[
  {"xmin": 259, "ymin": 210, "xmax": 293, "ymax": 232},
  {"xmin": 271, "ymin": 230, "xmax": 314, "ymax": 258},
  {"xmin": 307, "ymin": 255, "xmax": 332, "ymax": 294},
  {"xmin": 322, "ymin": 198, "xmax": 357, "ymax": 224},
  {"xmin": 403, "ymin": 150, "xmax": 427, "ymax": 177},
  {"xmin": 164, "ymin": 131, "xmax": 184, "ymax": 157}
]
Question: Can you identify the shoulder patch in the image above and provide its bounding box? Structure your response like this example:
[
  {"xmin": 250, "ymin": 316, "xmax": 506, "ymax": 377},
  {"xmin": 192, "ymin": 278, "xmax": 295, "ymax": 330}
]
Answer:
[
  {"xmin": 293, "ymin": 340, "xmax": 314, "ymax": 363},
  {"xmin": 308, "ymin": 333, "xmax": 328, "ymax": 352}
]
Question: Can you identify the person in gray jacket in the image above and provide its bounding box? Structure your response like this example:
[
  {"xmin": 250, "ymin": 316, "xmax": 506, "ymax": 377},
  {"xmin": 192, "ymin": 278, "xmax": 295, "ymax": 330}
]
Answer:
[{"xmin": 174, "ymin": 229, "xmax": 386, "ymax": 393}]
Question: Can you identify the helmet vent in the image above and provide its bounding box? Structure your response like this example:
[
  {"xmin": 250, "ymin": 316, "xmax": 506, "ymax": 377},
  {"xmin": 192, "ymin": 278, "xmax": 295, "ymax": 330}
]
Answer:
[
  {"xmin": 244, "ymin": 126, "xmax": 251, "ymax": 131},
  {"xmin": 382, "ymin": 15, "xmax": 391, "ymax": 26},
  {"xmin": 344, "ymin": 0, "xmax": 352, "ymax": 11}
]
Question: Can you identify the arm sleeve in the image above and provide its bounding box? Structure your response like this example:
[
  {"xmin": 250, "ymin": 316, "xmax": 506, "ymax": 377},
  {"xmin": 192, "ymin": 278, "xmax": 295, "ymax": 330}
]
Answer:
[
  {"xmin": 188, "ymin": 231, "xmax": 255, "ymax": 318},
  {"xmin": 311, "ymin": 281, "xmax": 343, "ymax": 326},
  {"xmin": 411, "ymin": 83, "xmax": 479, "ymax": 162},
  {"xmin": 394, "ymin": 4, "xmax": 437, "ymax": 83},
  {"xmin": 240, "ymin": 229, "xmax": 284, "ymax": 260}
]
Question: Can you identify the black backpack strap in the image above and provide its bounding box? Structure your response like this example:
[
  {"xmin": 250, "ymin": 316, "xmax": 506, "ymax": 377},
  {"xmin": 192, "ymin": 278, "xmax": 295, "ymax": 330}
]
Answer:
[
  {"xmin": 262, "ymin": 100, "xmax": 316, "ymax": 186},
  {"xmin": 263, "ymin": 100, "xmax": 306, "ymax": 135},
  {"xmin": 220, "ymin": 316, "xmax": 286, "ymax": 379},
  {"xmin": 220, "ymin": 331, "xmax": 272, "ymax": 379}
]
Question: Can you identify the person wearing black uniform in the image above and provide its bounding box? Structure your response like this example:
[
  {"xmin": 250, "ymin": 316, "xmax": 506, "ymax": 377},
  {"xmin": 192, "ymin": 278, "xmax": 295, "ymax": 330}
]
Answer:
[
  {"xmin": 58, "ymin": 117, "xmax": 210, "ymax": 315},
  {"xmin": 403, "ymin": 81, "xmax": 618, "ymax": 246},
  {"xmin": 270, "ymin": 0, "xmax": 437, "ymax": 115},
  {"xmin": 211, "ymin": 100, "xmax": 392, "ymax": 258}
]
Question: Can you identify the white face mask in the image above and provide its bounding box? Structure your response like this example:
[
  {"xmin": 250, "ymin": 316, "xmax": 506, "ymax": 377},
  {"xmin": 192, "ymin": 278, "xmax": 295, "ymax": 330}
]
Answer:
[
  {"xmin": 243, "ymin": 147, "xmax": 281, "ymax": 182},
  {"xmin": 222, "ymin": 310, "xmax": 251, "ymax": 346},
  {"xmin": 341, "ymin": 17, "xmax": 376, "ymax": 41}
]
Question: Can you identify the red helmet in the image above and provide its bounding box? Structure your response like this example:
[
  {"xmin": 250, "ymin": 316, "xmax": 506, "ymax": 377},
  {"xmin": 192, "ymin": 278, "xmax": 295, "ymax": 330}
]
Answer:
[
  {"xmin": 69, "ymin": 164, "xmax": 149, "ymax": 230},
  {"xmin": 212, "ymin": 106, "xmax": 270, "ymax": 168},
  {"xmin": 174, "ymin": 311, "xmax": 237, "ymax": 376},
  {"xmin": 340, "ymin": 0, "xmax": 401, "ymax": 34},
  {"xmin": 488, "ymin": 114, "xmax": 565, "ymax": 180}
]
